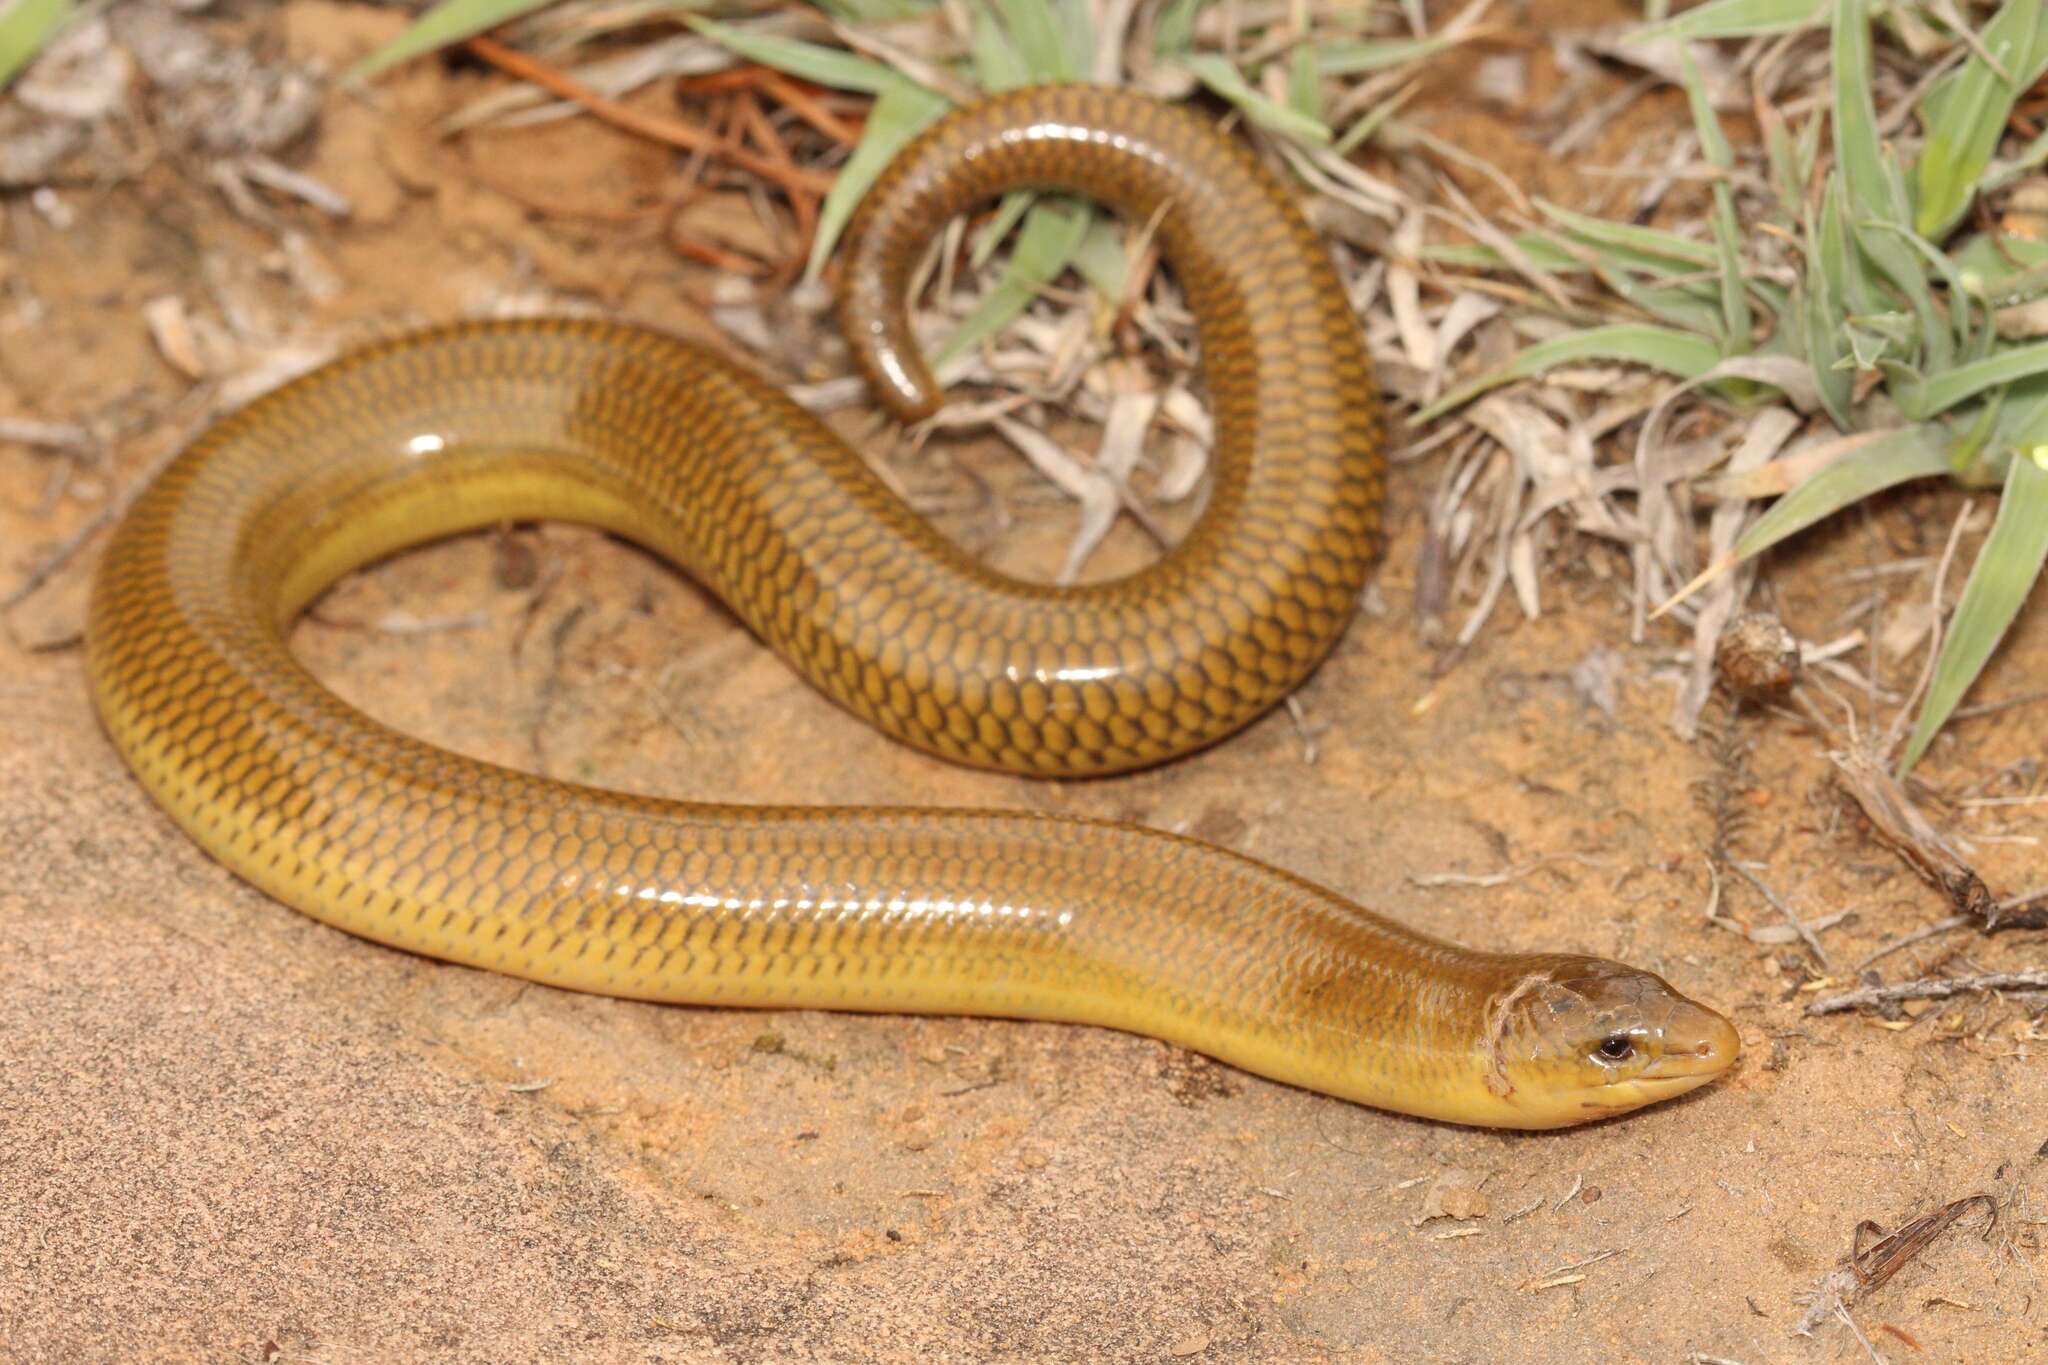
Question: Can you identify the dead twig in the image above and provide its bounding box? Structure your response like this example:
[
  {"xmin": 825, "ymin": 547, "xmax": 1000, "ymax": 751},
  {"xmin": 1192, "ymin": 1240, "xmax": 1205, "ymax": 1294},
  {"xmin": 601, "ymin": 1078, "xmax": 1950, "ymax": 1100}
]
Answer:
[
  {"xmin": 1828, "ymin": 743, "xmax": 2000, "ymax": 927},
  {"xmin": 674, "ymin": 67, "xmax": 864, "ymax": 148},
  {"xmin": 0, "ymin": 415, "xmax": 95, "ymax": 454},
  {"xmin": 1993, "ymin": 886, "xmax": 2048, "ymax": 928},
  {"xmin": 1726, "ymin": 860, "xmax": 1834, "ymax": 967},
  {"xmin": 1949, "ymin": 686, "xmax": 2048, "ymax": 721},
  {"xmin": 1852, "ymin": 916, "xmax": 1972, "ymax": 972},
  {"xmin": 1806, "ymin": 971, "xmax": 2048, "ymax": 1015},
  {"xmin": 464, "ymin": 36, "xmax": 832, "ymax": 200},
  {"xmin": 3, "ymin": 392, "xmax": 218, "ymax": 612}
]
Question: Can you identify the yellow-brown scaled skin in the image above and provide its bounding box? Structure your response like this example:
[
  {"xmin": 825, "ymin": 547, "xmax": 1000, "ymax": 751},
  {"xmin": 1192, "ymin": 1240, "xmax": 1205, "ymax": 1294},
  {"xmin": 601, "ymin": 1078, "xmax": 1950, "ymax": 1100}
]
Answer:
[{"xmin": 85, "ymin": 86, "xmax": 1735, "ymax": 1127}]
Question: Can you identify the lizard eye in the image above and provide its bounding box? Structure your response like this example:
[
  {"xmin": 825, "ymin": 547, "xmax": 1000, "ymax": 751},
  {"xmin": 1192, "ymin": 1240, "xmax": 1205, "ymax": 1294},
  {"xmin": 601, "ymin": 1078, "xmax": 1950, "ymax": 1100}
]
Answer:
[{"xmin": 1596, "ymin": 1035, "xmax": 1634, "ymax": 1062}]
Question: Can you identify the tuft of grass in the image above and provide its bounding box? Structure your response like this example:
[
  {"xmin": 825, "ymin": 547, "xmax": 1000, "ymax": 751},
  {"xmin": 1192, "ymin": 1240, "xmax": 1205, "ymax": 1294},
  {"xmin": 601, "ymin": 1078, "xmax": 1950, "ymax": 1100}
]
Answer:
[
  {"xmin": 1426, "ymin": 0, "xmax": 2048, "ymax": 773},
  {"xmin": 355, "ymin": 0, "xmax": 1430, "ymax": 383},
  {"xmin": 349, "ymin": 0, "xmax": 1470, "ymax": 587},
  {"xmin": 671, "ymin": 2, "xmax": 1358, "ymax": 345}
]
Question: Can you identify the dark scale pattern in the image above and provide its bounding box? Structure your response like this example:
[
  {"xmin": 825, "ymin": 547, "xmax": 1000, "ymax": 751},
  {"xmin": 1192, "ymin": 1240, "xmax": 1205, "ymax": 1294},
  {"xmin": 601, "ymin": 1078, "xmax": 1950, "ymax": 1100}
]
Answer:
[
  {"xmin": 85, "ymin": 86, "xmax": 1730, "ymax": 1127},
  {"xmin": 835, "ymin": 86, "xmax": 1387, "ymax": 771}
]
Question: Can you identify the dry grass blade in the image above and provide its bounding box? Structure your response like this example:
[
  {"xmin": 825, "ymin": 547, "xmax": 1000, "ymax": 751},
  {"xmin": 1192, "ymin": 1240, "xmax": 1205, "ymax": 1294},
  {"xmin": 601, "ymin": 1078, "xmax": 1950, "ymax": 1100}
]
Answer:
[
  {"xmin": 345, "ymin": 0, "xmax": 1500, "ymax": 635},
  {"xmin": 989, "ymin": 416, "xmax": 1120, "ymax": 585}
]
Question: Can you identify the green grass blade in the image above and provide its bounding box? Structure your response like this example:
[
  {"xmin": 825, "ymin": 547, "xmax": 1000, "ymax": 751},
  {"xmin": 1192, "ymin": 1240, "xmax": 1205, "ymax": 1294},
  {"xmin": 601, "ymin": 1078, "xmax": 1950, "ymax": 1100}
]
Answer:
[
  {"xmin": 1865, "ymin": 221, "xmax": 1979, "ymax": 356},
  {"xmin": 1983, "ymin": 123, "xmax": 2048, "ymax": 197},
  {"xmin": 1634, "ymin": 0, "xmax": 1825, "ymax": 41},
  {"xmin": 1833, "ymin": 0, "xmax": 1945, "ymax": 367},
  {"xmin": 1982, "ymin": 262, "xmax": 2048, "ymax": 308},
  {"xmin": 1433, "ymin": 222, "xmax": 1724, "ymax": 325},
  {"xmin": 1289, "ymin": 43, "xmax": 1323, "ymax": 122},
  {"xmin": 1412, "ymin": 325, "xmax": 1723, "ymax": 423},
  {"xmin": 1749, "ymin": 275, "xmax": 1793, "ymax": 322},
  {"xmin": 1887, "ymin": 146, "xmax": 1952, "ymax": 372},
  {"xmin": 690, "ymin": 14, "xmax": 958, "ymax": 282},
  {"xmin": 1732, "ymin": 424, "xmax": 1951, "ymax": 562},
  {"xmin": 348, "ymin": 0, "xmax": 558, "ymax": 80},
  {"xmin": 1529, "ymin": 221, "xmax": 1728, "ymax": 331},
  {"xmin": 1992, "ymin": 374, "xmax": 2048, "ymax": 464},
  {"xmin": 1332, "ymin": 84, "xmax": 1411, "ymax": 156},
  {"xmin": 1816, "ymin": 174, "xmax": 1877, "ymax": 320},
  {"xmin": 1795, "ymin": 96, "xmax": 1825, "ymax": 188},
  {"xmin": 1800, "ymin": 207, "xmax": 1856, "ymax": 426},
  {"xmin": 1912, "ymin": 0, "xmax": 2048, "ymax": 240},
  {"xmin": 1763, "ymin": 114, "xmax": 1801, "ymax": 217},
  {"xmin": 1607, "ymin": 279, "xmax": 1730, "ymax": 337},
  {"xmin": 1946, "ymin": 393, "xmax": 2004, "ymax": 477},
  {"xmin": 0, "ymin": 0, "xmax": 70, "ymax": 90},
  {"xmin": 1319, "ymin": 33, "xmax": 1459, "ymax": 75},
  {"xmin": 1154, "ymin": 0, "xmax": 1206, "ymax": 54},
  {"xmin": 969, "ymin": 3, "xmax": 1030, "ymax": 90},
  {"xmin": 1760, "ymin": 104, "xmax": 1827, "ymax": 236},
  {"xmin": 814, "ymin": 0, "xmax": 936, "ymax": 20},
  {"xmin": 1899, "ymin": 452, "xmax": 2048, "ymax": 773},
  {"xmin": 804, "ymin": 79, "xmax": 954, "ymax": 282},
  {"xmin": 691, "ymin": 19, "xmax": 911, "ymax": 94},
  {"xmin": 1071, "ymin": 215, "xmax": 1127, "ymax": 299},
  {"xmin": 971, "ymin": 191, "xmax": 1038, "ymax": 268},
  {"xmin": 1953, "ymin": 231, "xmax": 2048, "ymax": 287},
  {"xmin": 935, "ymin": 197, "xmax": 1093, "ymax": 364},
  {"xmin": 1057, "ymin": 0, "xmax": 1096, "ymax": 78},
  {"xmin": 1182, "ymin": 54, "xmax": 1330, "ymax": 144},
  {"xmin": 1533, "ymin": 200, "xmax": 1718, "ymax": 270},
  {"xmin": 996, "ymin": 0, "xmax": 1079, "ymax": 80},
  {"xmin": 1915, "ymin": 338, "xmax": 2048, "ymax": 416},
  {"xmin": 1679, "ymin": 49, "xmax": 1752, "ymax": 348}
]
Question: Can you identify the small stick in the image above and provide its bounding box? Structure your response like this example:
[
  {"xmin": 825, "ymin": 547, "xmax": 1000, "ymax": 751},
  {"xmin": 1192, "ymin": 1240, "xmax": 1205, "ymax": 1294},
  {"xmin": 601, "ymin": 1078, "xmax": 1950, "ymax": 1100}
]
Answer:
[
  {"xmin": 1835, "ymin": 1304, "xmax": 1888, "ymax": 1365},
  {"xmin": 1726, "ymin": 860, "xmax": 1833, "ymax": 967},
  {"xmin": 3, "ymin": 394, "xmax": 217, "ymax": 611},
  {"xmin": 729, "ymin": 87, "xmax": 818, "ymax": 266},
  {"xmin": 1883, "ymin": 502, "xmax": 1973, "ymax": 755},
  {"xmin": 668, "ymin": 232, "xmax": 773, "ymax": 277},
  {"xmin": 0, "ymin": 416, "xmax": 94, "ymax": 454},
  {"xmin": 1853, "ymin": 916, "xmax": 1971, "ymax": 972},
  {"xmin": 678, "ymin": 68, "xmax": 864, "ymax": 147},
  {"xmin": 1994, "ymin": 886, "xmax": 2048, "ymax": 927},
  {"xmin": 465, "ymin": 37, "xmax": 833, "ymax": 199},
  {"xmin": 1807, "ymin": 971, "xmax": 2048, "ymax": 1015},
  {"xmin": 1949, "ymin": 686, "xmax": 2048, "ymax": 721}
]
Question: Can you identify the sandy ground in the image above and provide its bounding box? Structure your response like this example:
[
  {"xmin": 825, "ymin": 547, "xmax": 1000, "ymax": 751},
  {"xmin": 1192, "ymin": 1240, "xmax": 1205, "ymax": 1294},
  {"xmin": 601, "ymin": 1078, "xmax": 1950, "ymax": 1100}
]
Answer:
[{"xmin": 3, "ymin": 3, "xmax": 2044, "ymax": 1362}]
